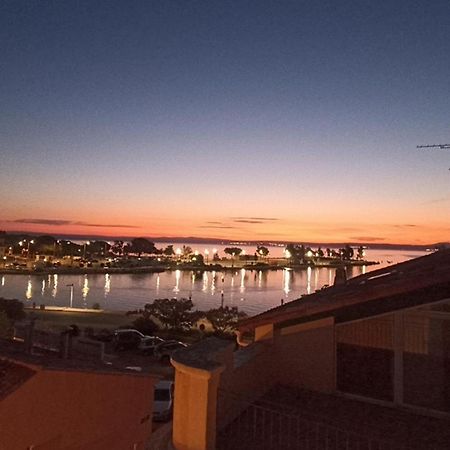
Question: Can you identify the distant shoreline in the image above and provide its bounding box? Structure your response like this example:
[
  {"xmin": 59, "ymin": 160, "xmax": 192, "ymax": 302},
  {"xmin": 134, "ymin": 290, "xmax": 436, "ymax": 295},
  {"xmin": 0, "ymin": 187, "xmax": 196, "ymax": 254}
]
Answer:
[
  {"xmin": 0, "ymin": 259, "xmax": 378, "ymax": 276},
  {"xmin": 3, "ymin": 231, "xmax": 446, "ymax": 251}
]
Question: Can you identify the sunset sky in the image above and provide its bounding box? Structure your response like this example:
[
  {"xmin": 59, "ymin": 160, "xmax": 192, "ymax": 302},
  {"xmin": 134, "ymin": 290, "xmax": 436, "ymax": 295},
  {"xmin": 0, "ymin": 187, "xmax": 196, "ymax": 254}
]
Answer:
[{"xmin": 1, "ymin": 1, "xmax": 449, "ymax": 245}]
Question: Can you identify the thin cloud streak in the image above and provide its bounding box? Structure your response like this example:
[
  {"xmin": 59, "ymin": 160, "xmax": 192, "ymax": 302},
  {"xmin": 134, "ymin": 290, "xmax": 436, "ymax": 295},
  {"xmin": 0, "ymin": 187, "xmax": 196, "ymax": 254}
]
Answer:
[
  {"xmin": 350, "ymin": 236, "xmax": 386, "ymax": 242},
  {"xmin": 198, "ymin": 225, "xmax": 235, "ymax": 229},
  {"xmin": 232, "ymin": 217, "xmax": 279, "ymax": 221},
  {"xmin": 11, "ymin": 218, "xmax": 140, "ymax": 229}
]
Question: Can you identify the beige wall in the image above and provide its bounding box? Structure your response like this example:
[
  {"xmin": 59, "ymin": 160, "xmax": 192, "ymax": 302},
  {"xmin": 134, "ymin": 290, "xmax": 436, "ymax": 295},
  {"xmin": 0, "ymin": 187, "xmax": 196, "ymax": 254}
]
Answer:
[
  {"xmin": 218, "ymin": 318, "xmax": 336, "ymax": 429},
  {"xmin": 272, "ymin": 319, "xmax": 336, "ymax": 392},
  {"xmin": 0, "ymin": 367, "xmax": 155, "ymax": 450}
]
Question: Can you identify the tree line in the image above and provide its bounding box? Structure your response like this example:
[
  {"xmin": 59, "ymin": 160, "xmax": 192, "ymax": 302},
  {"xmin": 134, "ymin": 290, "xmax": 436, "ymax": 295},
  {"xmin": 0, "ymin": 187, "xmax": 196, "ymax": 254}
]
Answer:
[{"xmin": 130, "ymin": 298, "xmax": 247, "ymax": 337}]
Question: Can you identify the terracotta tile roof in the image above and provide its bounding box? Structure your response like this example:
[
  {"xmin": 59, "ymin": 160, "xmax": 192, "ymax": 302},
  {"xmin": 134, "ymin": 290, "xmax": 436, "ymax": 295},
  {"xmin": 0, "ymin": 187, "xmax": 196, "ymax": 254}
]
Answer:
[
  {"xmin": 239, "ymin": 249, "xmax": 450, "ymax": 331},
  {"xmin": 0, "ymin": 358, "xmax": 36, "ymax": 400}
]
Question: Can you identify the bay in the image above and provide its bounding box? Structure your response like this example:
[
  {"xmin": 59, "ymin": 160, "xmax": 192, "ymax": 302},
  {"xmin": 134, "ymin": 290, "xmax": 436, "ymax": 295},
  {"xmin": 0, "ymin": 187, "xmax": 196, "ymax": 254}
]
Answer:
[{"xmin": 0, "ymin": 248, "xmax": 428, "ymax": 315}]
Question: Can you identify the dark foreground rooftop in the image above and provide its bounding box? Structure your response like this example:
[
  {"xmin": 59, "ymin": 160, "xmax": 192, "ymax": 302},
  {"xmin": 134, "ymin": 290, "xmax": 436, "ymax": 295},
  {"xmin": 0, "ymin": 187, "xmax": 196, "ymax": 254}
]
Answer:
[
  {"xmin": 218, "ymin": 384, "xmax": 450, "ymax": 450},
  {"xmin": 239, "ymin": 249, "xmax": 450, "ymax": 331}
]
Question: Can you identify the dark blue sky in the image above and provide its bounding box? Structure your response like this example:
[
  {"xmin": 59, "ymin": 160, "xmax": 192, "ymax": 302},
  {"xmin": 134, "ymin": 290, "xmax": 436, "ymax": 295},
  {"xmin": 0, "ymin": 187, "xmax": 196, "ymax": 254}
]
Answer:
[{"xmin": 1, "ymin": 1, "xmax": 449, "ymax": 243}]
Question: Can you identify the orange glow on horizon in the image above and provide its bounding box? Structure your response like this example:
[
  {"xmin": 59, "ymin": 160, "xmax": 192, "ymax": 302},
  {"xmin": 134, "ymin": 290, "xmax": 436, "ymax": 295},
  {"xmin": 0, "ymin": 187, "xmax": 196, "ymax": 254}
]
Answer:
[{"xmin": 1, "ymin": 215, "xmax": 449, "ymax": 245}]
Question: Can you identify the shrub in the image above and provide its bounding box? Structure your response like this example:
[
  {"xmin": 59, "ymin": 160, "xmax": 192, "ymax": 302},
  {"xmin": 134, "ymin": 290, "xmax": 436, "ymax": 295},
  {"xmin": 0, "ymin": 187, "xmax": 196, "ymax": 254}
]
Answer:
[
  {"xmin": 206, "ymin": 306, "xmax": 247, "ymax": 334},
  {"xmin": 0, "ymin": 298, "xmax": 26, "ymax": 322},
  {"xmin": 145, "ymin": 298, "xmax": 204, "ymax": 331},
  {"xmin": 132, "ymin": 316, "xmax": 159, "ymax": 335}
]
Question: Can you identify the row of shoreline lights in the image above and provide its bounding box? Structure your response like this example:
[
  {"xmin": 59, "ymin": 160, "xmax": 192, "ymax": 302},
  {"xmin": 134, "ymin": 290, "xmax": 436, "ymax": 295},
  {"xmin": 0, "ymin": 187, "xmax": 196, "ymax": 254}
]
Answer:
[{"xmin": 175, "ymin": 248, "xmax": 220, "ymax": 262}]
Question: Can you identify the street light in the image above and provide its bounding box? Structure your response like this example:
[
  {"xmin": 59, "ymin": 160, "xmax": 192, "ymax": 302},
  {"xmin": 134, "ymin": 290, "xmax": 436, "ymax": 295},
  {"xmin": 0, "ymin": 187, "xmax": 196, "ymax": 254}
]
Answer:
[
  {"xmin": 83, "ymin": 241, "xmax": 90, "ymax": 259},
  {"xmin": 53, "ymin": 240, "xmax": 61, "ymax": 257},
  {"xmin": 204, "ymin": 249, "xmax": 209, "ymax": 263},
  {"xmin": 27, "ymin": 240, "xmax": 34, "ymax": 258}
]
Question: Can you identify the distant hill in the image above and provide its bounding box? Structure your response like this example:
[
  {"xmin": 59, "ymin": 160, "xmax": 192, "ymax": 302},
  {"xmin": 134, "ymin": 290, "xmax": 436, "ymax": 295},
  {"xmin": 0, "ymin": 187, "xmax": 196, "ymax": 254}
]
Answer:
[{"xmin": 3, "ymin": 230, "xmax": 448, "ymax": 251}]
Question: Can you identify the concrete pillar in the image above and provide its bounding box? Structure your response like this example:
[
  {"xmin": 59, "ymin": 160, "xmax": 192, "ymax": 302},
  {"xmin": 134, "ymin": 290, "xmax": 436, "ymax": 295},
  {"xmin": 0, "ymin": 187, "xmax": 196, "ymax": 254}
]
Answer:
[{"xmin": 171, "ymin": 360, "xmax": 224, "ymax": 450}]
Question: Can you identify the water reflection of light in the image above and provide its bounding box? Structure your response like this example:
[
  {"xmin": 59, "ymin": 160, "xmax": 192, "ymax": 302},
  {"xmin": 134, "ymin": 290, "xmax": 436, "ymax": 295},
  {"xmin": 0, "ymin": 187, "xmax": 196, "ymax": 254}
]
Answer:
[
  {"xmin": 258, "ymin": 271, "xmax": 262, "ymax": 288},
  {"xmin": 283, "ymin": 269, "xmax": 291, "ymax": 295},
  {"xmin": 104, "ymin": 274, "xmax": 110, "ymax": 297},
  {"xmin": 26, "ymin": 278, "xmax": 32, "ymax": 299},
  {"xmin": 314, "ymin": 268, "xmax": 319, "ymax": 291},
  {"xmin": 156, "ymin": 274, "xmax": 160, "ymax": 293},
  {"xmin": 328, "ymin": 269, "xmax": 333, "ymax": 286},
  {"xmin": 231, "ymin": 274, "xmax": 235, "ymax": 288},
  {"xmin": 41, "ymin": 279, "xmax": 46, "ymax": 296},
  {"xmin": 202, "ymin": 272, "xmax": 208, "ymax": 292},
  {"xmin": 174, "ymin": 270, "xmax": 180, "ymax": 293},
  {"xmin": 1, "ymin": 276, "xmax": 4, "ymax": 287},
  {"xmin": 211, "ymin": 271, "xmax": 216, "ymax": 293},
  {"xmin": 240, "ymin": 268, "xmax": 245, "ymax": 293},
  {"xmin": 307, "ymin": 266, "xmax": 312, "ymax": 294},
  {"xmin": 52, "ymin": 274, "xmax": 58, "ymax": 298},
  {"xmin": 82, "ymin": 276, "xmax": 89, "ymax": 300},
  {"xmin": 362, "ymin": 265, "xmax": 366, "ymax": 275}
]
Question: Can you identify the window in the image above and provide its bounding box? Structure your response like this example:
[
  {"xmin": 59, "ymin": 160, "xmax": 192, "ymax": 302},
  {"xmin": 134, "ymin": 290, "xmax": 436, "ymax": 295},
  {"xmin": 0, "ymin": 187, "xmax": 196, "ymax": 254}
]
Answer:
[{"xmin": 336, "ymin": 299, "xmax": 450, "ymax": 414}]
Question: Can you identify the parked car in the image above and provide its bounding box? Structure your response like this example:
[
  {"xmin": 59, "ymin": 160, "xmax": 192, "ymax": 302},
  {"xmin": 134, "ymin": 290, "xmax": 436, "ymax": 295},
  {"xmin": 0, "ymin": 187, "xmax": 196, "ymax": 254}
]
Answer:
[
  {"xmin": 139, "ymin": 336, "xmax": 165, "ymax": 354},
  {"xmin": 112, "ymin": 329, "xmax": 147, "ymax": 351},
  {"xmin": 153, "ymin": 380, "xmax": 174, "ymax": 422},
  {"xmin": 154, "ymin": 341, "xmax": 187, "ymax": 362}
]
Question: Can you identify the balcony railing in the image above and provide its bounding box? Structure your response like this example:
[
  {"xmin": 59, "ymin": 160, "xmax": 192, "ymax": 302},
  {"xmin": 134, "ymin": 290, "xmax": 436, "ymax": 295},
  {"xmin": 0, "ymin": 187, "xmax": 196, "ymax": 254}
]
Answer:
[{"xmin": 216, "ymin": 389, "xmax": 411, "ymax": 450}]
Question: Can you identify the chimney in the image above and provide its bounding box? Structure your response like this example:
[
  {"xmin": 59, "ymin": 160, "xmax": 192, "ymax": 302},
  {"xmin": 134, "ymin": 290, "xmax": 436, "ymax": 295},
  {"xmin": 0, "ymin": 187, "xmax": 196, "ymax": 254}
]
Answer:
[{"xmin": 334, "ymin": 267, "xmax": 347, "ymax": 286}]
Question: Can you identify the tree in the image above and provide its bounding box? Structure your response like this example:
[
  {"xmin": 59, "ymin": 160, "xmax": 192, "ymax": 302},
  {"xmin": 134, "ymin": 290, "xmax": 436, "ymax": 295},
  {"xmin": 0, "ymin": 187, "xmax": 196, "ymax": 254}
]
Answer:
[
  {"xmin": 256, "ymin": 246, "xmax": 269, "ymax": 258},
  {"xmin": 317, "ymin": 247, "xmax": 324, "ymax": 257},
  {"xmin": 145, "ymin": 298, "xmax": 201, "ymax": 330},
  {"xmin": 357, "ymin": 246, "xmax": 365, "ymax": 259},
  {"xmin": 190, "ymin": 253, "xmax": 204, "ymax": 265},
  {"xmin": 182, "ymin": 245, "xmax": 193, "ymax": 258},
  {"xmin": 88, "ymin": 240, "xmax": 110, "ymax": 256},
  {"xmin": 224, "ymin": 247, "xmax": 242, "ymax": 258},
  {"xmin": 132, "ymin": 306, "xmax": 160, "ymax": 335},
  {"xmin": 130, "ymin": 238, "xmax": 156, "ymax": 257},
  {"xmin": 163, "ymin": 245, "xmax": 175, "ymax": 257},
  {"xmin": 34, "ymin": 235, "xmax": 55, "ymax": 255},
  {"xmin": 285, "ymin": 244, "xmax": 306, "ymax": 263},
  {"xmin": 206, "ymin": 306, "xmax": 247, "ymax": 334},
  {"xmin": 112, "ymin": 240, "xmax": 125, "ymax": 256},
  {"xmin": 340, "ymin": 244, "xmax": 354, "ymax": 260}
]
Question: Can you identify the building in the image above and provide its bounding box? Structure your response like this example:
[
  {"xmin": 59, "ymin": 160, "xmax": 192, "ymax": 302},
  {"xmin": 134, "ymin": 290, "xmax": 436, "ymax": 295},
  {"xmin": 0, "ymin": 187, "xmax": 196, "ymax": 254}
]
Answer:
[
  {"xmin": 170, "ymin": 250, "xmax": 450, "ymax": 449},
  {"xmin": 0, "ymin": 340, "xmax": 157, "ymax": 450}
]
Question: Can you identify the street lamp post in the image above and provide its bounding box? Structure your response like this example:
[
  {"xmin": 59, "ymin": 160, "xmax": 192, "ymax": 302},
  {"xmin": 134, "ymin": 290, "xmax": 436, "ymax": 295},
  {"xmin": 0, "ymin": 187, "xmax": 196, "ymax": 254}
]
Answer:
[
  {"xmin": 67, "ymin": 283, "xmax": 74, "ymax": 308},
  {"xmin": 83, "ymin": 241, "xmax": 90, "ymax": 259},
  {"xmin": 27, "ymin": 240, "xmax": 34, "ymax": 258}
]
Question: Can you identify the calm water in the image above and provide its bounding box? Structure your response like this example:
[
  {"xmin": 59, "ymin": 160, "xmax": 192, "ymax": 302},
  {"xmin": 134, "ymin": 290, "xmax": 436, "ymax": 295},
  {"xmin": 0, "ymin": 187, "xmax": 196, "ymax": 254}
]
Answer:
[{"xmin": 0, "ymin": 248, "xmax": 427, "ymax": 315}]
